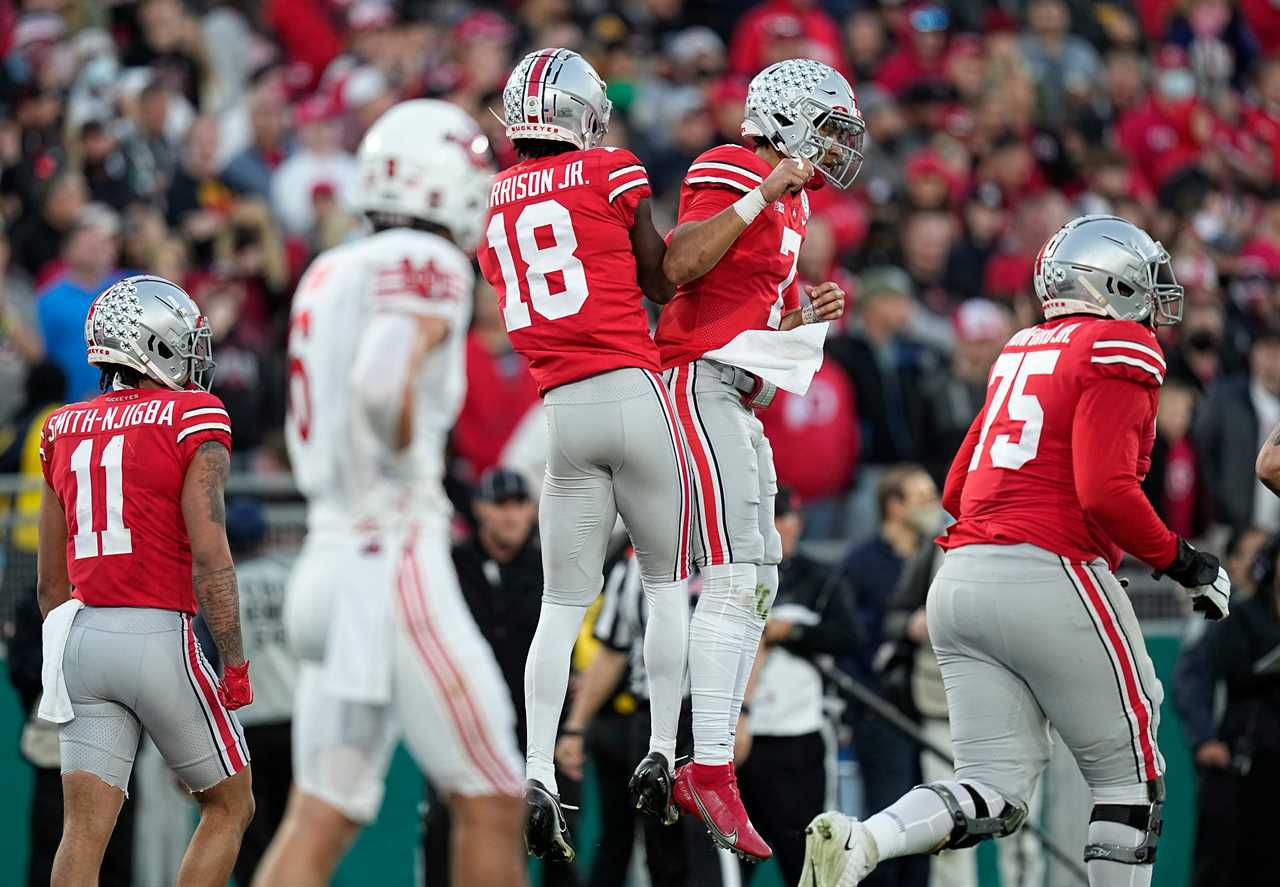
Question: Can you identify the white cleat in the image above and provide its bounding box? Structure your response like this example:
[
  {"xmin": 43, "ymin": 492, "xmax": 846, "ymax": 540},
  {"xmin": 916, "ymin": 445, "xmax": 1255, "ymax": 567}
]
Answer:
[{"xmin": 799, "ymin": 812, "xmax": 879, "ymax": 887}]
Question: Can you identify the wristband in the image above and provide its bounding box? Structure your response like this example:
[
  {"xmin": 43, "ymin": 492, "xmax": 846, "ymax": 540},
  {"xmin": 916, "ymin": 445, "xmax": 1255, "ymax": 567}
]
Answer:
[
  {"xmin": 739, "ymin": 703, "xmax": 751, "ymax": 717},
  {"xmin": 561, "ymin": 727, "xmax": 584, "ymax": 738},
  {"xmin": 801, "ymin": 304, "xmax": 817, "ymax": 325},
  {"xmin": 732, "ymin": 187, "xmax": 768, "ymax": 224}
]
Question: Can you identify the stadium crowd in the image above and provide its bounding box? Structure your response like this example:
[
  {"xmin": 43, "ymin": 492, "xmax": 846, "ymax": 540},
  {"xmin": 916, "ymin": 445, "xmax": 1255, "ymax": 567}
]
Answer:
[{"xmin": 3, "ymin": 1, "xmax": 1280, "ymax": 887}]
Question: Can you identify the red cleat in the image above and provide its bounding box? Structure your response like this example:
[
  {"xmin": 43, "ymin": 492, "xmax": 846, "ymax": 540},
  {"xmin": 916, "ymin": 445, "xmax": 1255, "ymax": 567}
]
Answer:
[{"xmin": 673, "ymin": 762, "xmax": 773, "ymax": 861}]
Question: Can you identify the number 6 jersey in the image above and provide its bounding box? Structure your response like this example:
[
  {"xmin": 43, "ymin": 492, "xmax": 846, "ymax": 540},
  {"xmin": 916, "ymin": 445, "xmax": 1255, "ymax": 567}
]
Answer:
[
  {"xmin": 939, "ymin": 316, "xmax": 1179, "ymax": 571},
  {"xmin": 476, "ymin": 146, "xmax": 660, "ymax": 394},
  {"xmin": 40, "ymin": 387, "xmax": 232, "ymax": 613}
]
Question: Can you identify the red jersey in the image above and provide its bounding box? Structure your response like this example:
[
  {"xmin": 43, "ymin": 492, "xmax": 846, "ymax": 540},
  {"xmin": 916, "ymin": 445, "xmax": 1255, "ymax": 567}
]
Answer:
[
  {"xmin": 939, "ymin": 317, "xmax": 1178, "ymax": 572},
  {"xmin": 40, "ymin": 387, "xmax": 233, "ymax": 614},
  {"xmin": 477, "ymin": 146, "xmax": 660, "ymax": 395},
  {"xmin": 656, "ymin": 145, "xmax": 808, "ymax": 369}
]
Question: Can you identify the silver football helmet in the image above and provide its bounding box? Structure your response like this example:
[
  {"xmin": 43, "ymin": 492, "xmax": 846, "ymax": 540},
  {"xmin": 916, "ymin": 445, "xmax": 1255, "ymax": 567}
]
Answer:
[
  {"xmin": 85, "ymin": 275, "xmax": 215, "ymax": 391},
  {"xmin": 742, "ymin": 59, "xmax": 865, "ymax": 190},
  {"xmin": 1034, "ymin": 215, "xmax": 1184, "ymax": 326},
  {"xmin": 502, "ymin": 48, "xmax": 612, "ymax": 149}
]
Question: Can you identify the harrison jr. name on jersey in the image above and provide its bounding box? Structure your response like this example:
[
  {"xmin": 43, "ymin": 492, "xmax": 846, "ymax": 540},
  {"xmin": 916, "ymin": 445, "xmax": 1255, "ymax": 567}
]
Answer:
[{"xmin": 489, "ymin": 160, "xmax": 587, "ymax": 207}]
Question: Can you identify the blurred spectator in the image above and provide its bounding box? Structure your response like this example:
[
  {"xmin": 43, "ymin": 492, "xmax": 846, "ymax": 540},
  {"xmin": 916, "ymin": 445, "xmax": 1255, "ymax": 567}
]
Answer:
[
  {"xmin": 875, "ymin": 4, "xmax": 951, "ymax": 97},
  {"xmin": 1166, "ymin": 0, "xmax": 1259, "ymax": 92},
  {"xmin": 1019, "ymin": 0, "xmax": 1103, "ymax": 125},
  {"xmin": 35, "ymin": 203, "xmax": 123, "ymax": 402},
  {"xmin": 897, "ymin": 210, "xmax": 959, "ymax": 318},
  {"xmin": 736, "ymin": 488, "xmax": 861, "ymax": 886},
  {"xmin": 7, "ymin": 171, "xmax": 87, "ymax": 281},
  {"xmin": 917, "ymin": 299, "xmax": 1012, "ymax": 485},
  {"xmin": 1194, "ymin": 327, "xmax": 1280, "ymax": 533},
  {"xmin": 269, "ymin": 97, "xmax": 357, "ymax": 237},
  {"xmin": 223, "ymin": 80, "xmax": 292, "ymax": 198},
  {"xmin": 166, "ymin": 116, "xmax": 234, "ymax": 226},
  {"xmin": 120, "ymin": 0, "xmax": 207, "ymax": 107},
  {"xmin": 227, "ymin": 498, "xmax": 296, "ymax": 887},
  {"xmin": 1144, "ymin": 381, "xmax": 1211, "ymax": 539},
  {"xmin": 1196, "ymin": 533, "xmax": 1280, "ymax": 887},
  {"xmin": 728, "ymin": 0, "xmax": 847, "ymax": 80},
  {"xmin": 1116, "ymin": 45, "xmax": 1214, "ymax": 192},
  {"xmin": 452, "ymin": 280, "xmax": 539, "ymax": 485},
  {"xmin": 0, "ymin": 231, "xmax": 43, "ymax": 424},
  {"xmin": 119, "ymin": 79, "xmax": 178, "ymax": 202},
  {"xmin": 841, "ymin": 465, "xmax": 938, "ymax": 887},
  {"xmin": 944, "ymin": 183, "xmax": 1008, "ymax": 300},
  {"xmin": 77, "ymin": 119, "xmax": 139, "ymax": 212}
]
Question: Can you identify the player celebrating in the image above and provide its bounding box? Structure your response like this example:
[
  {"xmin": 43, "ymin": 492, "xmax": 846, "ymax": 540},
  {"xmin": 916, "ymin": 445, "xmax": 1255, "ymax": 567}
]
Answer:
[
  {"xmin": 655, "ymin": 59, "xmax": 859, "ymax": 860},
  {"xmin": 254, "ymin": 101, "xmax": 526, "ymax": 887},
  {"xmin": 801, "ymin": 216, "xmax": 1232, "ymax": 887},
  {"xmin": 37, "ymin": 275, "xmax": 253, "ymax": 887},
  {"xmin": 476, "ymin": 48, "xmax": 693, "ymax": 862}
]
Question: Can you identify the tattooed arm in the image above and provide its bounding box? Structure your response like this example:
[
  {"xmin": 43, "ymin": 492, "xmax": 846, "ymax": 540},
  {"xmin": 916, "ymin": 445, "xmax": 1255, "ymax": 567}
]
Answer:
[
  {"xmin": 1257, "ymin": 421, "xmax": 1280, "ymax": 497},
  {"xmin": 181, "ymin": 440, "xmax": 244, "ymax": 666}
]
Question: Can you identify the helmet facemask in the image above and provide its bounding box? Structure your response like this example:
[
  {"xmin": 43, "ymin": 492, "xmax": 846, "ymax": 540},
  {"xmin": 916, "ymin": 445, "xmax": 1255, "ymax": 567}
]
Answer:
[
  {"xmin": 1149, "ymin": 248, "xmax": 1184, "ymax": 326},
  {"xmin": 797, "ymin": 101, "xmax": 865, "ymax": 190}
]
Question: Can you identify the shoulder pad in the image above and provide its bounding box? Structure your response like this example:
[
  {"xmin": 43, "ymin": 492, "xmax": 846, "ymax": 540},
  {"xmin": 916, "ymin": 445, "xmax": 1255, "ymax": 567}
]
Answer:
[
  {"xmin": 591, "ymin": 145, "xmax": 645, "ymax": 174},
  {"xmin": 684, "ymin": 144, "xmax": 768, "ymax": 194},
  {"xmin": 1086, "ymin": 321, "xmax": 1166, "ymax": 389}
]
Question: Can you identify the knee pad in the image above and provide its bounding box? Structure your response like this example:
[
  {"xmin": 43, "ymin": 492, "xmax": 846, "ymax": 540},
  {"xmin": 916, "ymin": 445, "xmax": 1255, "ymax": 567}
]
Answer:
[
  {"xmin": 1085, "ymin": 778, "xmax": 1163, "ymax": 866},
  {"xmin": 920, "ymin": 780, "xmax": 1027, "ymax": 852},
  {"xmin": 697, "ymin": 563, "xmax": 757, "ymax": 608},
  {"xmin": 754, "ymin": 564, "xmax": 779, "ymax": 619}
]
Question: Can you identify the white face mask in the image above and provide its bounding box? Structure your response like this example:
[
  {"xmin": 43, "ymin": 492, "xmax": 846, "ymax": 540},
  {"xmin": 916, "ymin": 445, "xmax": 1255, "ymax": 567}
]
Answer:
[
  {"xmin": 906, "ymin": 503, "xmax": 945, "ymax": 536},
  {"xmin": 1158, "ymin": 69, "xmax": 1197, "ymax": 102}
]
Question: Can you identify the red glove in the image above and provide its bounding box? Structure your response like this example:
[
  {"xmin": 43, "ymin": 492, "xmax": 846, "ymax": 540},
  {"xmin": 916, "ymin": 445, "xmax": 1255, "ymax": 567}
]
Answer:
[{"xmin": 217, "ymin": 660, "xmax": 253, "ymax": 710}]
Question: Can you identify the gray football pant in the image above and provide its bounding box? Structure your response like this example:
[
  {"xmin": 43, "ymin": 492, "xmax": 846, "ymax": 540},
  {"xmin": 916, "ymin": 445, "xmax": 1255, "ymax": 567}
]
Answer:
[
  {"xmin": 60, "ymin": 606, "xmax": 250, "ymax": 794},
  {"xmin": 927, "ymin": 544, "xmax": 1166, "ymax": 812},
  {"xmin": 539, "ymin": 366, "xmax": 693, "ymax": 597}
]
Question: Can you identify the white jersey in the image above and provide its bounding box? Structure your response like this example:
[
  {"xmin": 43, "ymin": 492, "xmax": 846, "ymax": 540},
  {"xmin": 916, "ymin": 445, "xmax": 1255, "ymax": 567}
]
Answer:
[{"xmin": 285, "ymin": 228, "xmax": 472, "ymax": 528}]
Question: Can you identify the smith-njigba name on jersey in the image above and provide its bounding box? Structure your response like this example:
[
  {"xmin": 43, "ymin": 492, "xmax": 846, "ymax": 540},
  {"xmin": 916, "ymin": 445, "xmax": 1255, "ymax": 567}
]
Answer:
[{"xmin": 44, "ymin": 397, "xmax": 181, "ymax": 440}]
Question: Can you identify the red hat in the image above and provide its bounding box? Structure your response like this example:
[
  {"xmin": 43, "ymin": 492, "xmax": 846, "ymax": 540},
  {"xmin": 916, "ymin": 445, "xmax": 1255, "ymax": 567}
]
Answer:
[
  {"xmin": 953, "ymin": 298, "xmax": 1010, "ymax": 342},
  {"xmin": 710, "ymin": 76, "xmax": 750, "ymax": 106},
  {"xmin": 296, "ymin": 94, "xmax": 339, "ymax": 126},
  {"xmin": 453, "ymin": 10, "xmax": 514, "ymax": 45}
]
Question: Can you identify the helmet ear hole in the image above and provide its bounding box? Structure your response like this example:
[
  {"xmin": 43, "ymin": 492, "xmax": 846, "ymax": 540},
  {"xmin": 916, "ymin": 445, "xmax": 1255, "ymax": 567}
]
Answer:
[
  {"xmin": 157, "ymin": 341, "xmax": 173, "ymax": 359},
  {"xmin": 772, "ymin": 112, "xmax": 793, "ymax": 128},
  {"xmin": 1117, "ymin": 281, "xmax": 1135, "ymax": 297}
]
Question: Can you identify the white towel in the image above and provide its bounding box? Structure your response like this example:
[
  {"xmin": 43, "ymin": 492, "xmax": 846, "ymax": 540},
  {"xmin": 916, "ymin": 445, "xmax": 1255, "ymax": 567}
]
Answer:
[
  {"xmin": 38, "ymin": 598, "xmax": 85, "ymax": 724},
  {"xmin": 321, "ymin": 533, "xmax": 397, "ymax": 704},
  {"xmin": 703, "ymin": 322, "xmax": 829, "ymax": 395}
]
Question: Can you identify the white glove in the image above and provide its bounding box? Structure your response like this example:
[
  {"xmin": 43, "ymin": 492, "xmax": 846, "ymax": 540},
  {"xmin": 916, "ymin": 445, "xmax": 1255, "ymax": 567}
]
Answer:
[{"xmin": 1189, "ymin": 565, "xmax": 1230, "ymax": 621}]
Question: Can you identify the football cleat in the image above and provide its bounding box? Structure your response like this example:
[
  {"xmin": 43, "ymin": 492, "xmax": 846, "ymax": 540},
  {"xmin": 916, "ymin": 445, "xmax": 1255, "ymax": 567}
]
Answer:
[
  {"xmin": 628, "ymin": 751, "xmax": 679, "ymax": 825},
  {"xmin": 799, "ymin": 812, "xmax": 880, "ymax": 887},
  {"xmin": 523, "ymin": 779, "xmax": 576, "ymax": 863},
  {"xmin": 672, "ymin": 762, "xmax": 772, "ymax": 861}
]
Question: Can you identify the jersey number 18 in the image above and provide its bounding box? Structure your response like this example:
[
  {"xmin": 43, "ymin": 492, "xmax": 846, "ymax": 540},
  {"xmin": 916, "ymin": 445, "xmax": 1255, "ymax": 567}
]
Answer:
[{"xmin": 486, "ymin": 199, "xmax": 589, "ymax": 332}]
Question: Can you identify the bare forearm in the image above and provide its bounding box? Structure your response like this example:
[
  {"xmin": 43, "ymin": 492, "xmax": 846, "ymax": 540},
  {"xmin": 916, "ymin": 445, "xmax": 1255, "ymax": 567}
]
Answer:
[
  {"xmin": 194, "ymin": 565, "xmax": 244, "ymax": 666},
  {"xmin": 36, "ymin": 580, "xmax": 71, "ymax": 621},
  {"xmin": 663, "ymin": 211, "xmax": 748, "ymax": 285},
  {"xmin": 1258, "ymin": 421, "xmax": 1280, "ymax": 495},
  {"xmin": 564, "ymin": 649, "xmax": 627, "ymax": 731}
]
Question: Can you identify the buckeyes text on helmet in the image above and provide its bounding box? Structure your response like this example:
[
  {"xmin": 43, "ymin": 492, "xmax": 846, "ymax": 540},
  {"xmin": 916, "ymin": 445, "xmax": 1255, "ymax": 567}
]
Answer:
[
  {"xmin": 502, "ymin": 49, "xmax": 612, "ymax": 150},
  {"xmin": 742, "ymin": 59, "xmax": 866, "ymax": 190},
  {"xmin": 354, "ymin": 99, "xmax": 496, "ymax": 253},
  {"xmin": 85, "ymin": 275, "xmax": 216, "ymax": 391},
  {"xmin": 1033, "ymin": 215, "xmax": 1184, "ymax": 327}
]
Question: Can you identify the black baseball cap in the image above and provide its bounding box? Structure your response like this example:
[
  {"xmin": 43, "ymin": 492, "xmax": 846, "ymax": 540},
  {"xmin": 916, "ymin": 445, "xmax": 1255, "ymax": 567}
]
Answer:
[{"xmin": 477, "ymin": 467, "xmax": 530, "ymax": 503}]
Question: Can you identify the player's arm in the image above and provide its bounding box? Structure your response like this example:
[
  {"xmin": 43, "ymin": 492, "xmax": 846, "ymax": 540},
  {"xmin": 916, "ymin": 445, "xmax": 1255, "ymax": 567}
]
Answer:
[
  {"xmin": 1256, "ymin": 420, "xmax": 1280, "ymax": 495},
  {"xmin": 631, "ymin": 197, "xmax": 675, "ymax": 305},
  {"xmin": 352, "ymin": 312, "xmax": 450, "ymax": 451},
  {"xmin": 779, "ymin": 281, "xmax": 847, "ymax": 330},
  {"xmin": 941, "ymin": 410, "xmax": 984, "ymax": 517},
  {"xmin": 663, "ymin": 158, "xmax": 813, "ymax": 286},
  {"xmin": 183, "ymin": 441, "xmax": 243, "ymax": 665},
  {"xmin": 36, "ymin": 481, "xmax": 71, "ymax": 620}
]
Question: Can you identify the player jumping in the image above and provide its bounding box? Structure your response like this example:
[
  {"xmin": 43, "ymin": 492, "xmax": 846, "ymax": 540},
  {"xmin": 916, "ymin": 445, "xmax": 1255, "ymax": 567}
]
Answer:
[
  {"xmin": 253, "ymin": 101, "xmax": 526, "ymax": 887},
  {"xmin": 801, "ymin": 216, "xmax": 1231, "ymax": 887},
  {"xmin": 655, "ymin": 59, "xmax": 860, "ymax": 860},
  {"xmin": 37, "ymin": 275, "xmax": 254, "ymax": 887},
  {"xmin": 476, "ymin": 48, "xmax": 694, "ymax": 862}
]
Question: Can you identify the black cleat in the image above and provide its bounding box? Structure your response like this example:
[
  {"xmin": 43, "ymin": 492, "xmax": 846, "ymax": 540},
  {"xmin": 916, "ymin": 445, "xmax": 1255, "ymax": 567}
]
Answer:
[
  {"xmin": 628, "ymin": 752, "xmax": 679, "ymax": 826},
  {"xmin": 523, "ymin": 779, "xmax": 576, "ymax": 863}
]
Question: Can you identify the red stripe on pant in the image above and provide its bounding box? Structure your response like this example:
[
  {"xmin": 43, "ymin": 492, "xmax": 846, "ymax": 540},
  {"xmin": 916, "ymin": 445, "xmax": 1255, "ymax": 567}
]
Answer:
[
  {"xmin": 184, "ymin": 621, "xmax": 246, "ymax": 772},
  {"xmin": 396, "ymin": 541, "xmax": 519, "ymax": 795},
  {"xmin": 525, "ymin": 51, "xmax": 554, "ymax": 122},
  {"xmin": 650, "ymin": 370, "xmax": 692, "ymax": 579},
  {"xmin": 1071, "ymin": 564, "xmax": 1158, "ymax": 781},
  {"xmin": 671, "ymin": 364, "xmax": 727, "ymax": 566}
]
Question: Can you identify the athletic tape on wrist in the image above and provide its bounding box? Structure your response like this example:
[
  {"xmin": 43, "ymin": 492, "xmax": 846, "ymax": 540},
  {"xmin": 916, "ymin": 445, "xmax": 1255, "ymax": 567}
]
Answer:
[
  {"xmin": 801, "ymin": 304, "xmax": 817, "ymax": 325},
  {"xmin": 732, "ymin": 187, "xmax": 768, "ymax": 224}
]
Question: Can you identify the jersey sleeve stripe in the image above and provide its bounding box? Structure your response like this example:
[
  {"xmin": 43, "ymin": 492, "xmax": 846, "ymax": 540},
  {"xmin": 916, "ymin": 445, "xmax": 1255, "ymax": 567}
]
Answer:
[
  {"xmin": 1092, "ymin": 339, "xmax": 1166, "ymax": 369},
  {"xmin": 608, "ymin": 164, "xmax": 645, "ymax": 180},
  {"xmin": 684, "ymin": 175, "xmax": 753, "ymax": 193},
  {"xmin": 177, "ymin": 422, "xmax": 232, "ymax": 443},
  {"xmin": 182, "ymin": 407, "xmax": 230, "ymax": 421},
  {"xmin": 608, "ymin": 178, "xmax": 650, "ymax": 203},
  {"xmin": 688, "ymin": 161, "xmax": 764, "ymax": 183},
  {"xmin": 1090, "ymin": 355, "xmax": 1165, "ymax": 383}
]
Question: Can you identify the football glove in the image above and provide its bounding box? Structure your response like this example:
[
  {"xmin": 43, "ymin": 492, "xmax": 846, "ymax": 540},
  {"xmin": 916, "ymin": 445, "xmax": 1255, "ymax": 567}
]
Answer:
[
  {"xmin": 1157, "ymin": 539, "xmax": 1230, "ymax": 621},
  {"xmin": 217, "ymin": 660, "xmax": 254, "ymax": 710}
]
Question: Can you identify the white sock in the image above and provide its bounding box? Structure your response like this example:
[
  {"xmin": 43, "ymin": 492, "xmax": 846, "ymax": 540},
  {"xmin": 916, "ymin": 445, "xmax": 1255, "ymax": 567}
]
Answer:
[
  {"xmin": 864, "ymin": 781, "xmax": 1006, "ymax": 860},
  {"xmin": 523, "ymin": 599, "xmax": 589, "ymax": 794},
  {"xmin": 726, "ymin": 563, "xmax": 777, "ymax": 744},
  {"xmin": 1086, "ymin": 822, "xmax": 1153, "ymax": 887},
  {"xmin": 688, "ymin": 563, "xmax": 757, "ymax": 765},
  {"xmin": 642, "ymin": 577, "xmax": 689, "ymax": 766}
]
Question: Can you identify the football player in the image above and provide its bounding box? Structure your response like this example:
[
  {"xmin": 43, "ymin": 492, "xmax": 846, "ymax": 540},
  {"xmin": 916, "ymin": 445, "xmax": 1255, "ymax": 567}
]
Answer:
[
  {"xmin": 655, "ymin": 58, "xmax": 860, "ymax": 860},
  {"xmin": 37, "ymin": 275, "xmax": 254, "ymax": 887},
  {"xmin": 475, "ymin": 48, "xmax": 693, "ymax": 862},
  {"xmin": 253, "ymin": 101, "xmax": 526, "ymax": 887},
  {"xmin": 801, "ymin": 216, "xmax": 1232, "ymax": 887}
]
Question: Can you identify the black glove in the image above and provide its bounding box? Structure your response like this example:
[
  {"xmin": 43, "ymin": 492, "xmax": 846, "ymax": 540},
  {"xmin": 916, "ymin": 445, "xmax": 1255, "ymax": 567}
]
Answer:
[{"xmin": 1156, "ymin": 539, "xmax": 1220, "ymax": 589}]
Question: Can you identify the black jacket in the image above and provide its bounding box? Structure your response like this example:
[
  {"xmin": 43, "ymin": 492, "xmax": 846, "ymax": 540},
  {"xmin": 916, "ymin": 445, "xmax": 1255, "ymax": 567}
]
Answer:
[
  {"xmin": 1207, "ymin": 593, "xmax": 1280, "ymax": 756},
  {"xmin": 774, "ymin": 553, "xmax": 863, "ymax": 661},
  {"xmin": 1192, "ymin": 375, "xmax": 1259, "ymax": 533}
]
